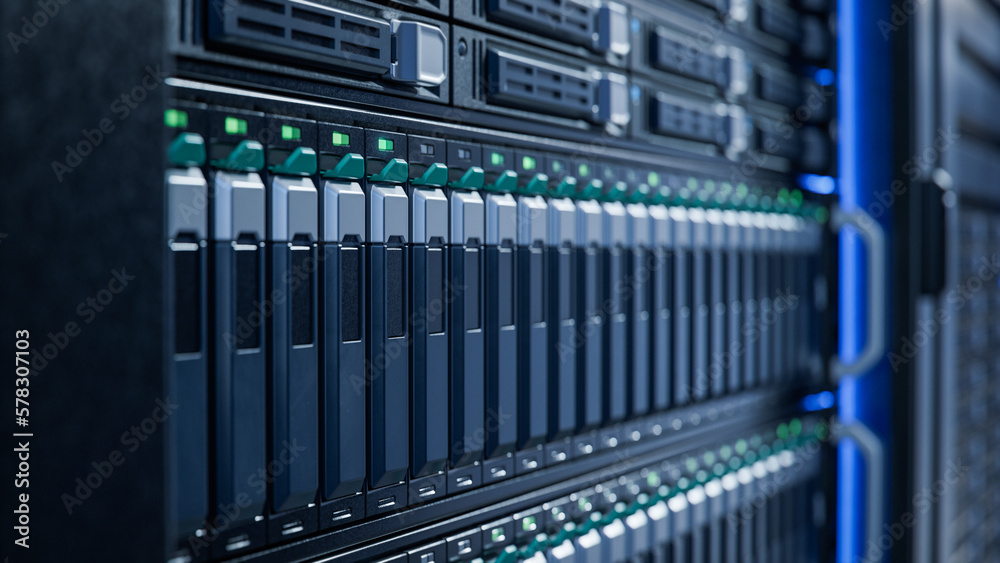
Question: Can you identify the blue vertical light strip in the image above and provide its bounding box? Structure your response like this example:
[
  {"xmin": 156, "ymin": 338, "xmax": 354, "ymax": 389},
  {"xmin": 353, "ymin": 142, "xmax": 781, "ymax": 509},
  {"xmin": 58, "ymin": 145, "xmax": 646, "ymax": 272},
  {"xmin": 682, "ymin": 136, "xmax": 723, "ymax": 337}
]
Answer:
[{"xmin": 838, "ymin": 1, "xmax": 894, "ymax": 563}]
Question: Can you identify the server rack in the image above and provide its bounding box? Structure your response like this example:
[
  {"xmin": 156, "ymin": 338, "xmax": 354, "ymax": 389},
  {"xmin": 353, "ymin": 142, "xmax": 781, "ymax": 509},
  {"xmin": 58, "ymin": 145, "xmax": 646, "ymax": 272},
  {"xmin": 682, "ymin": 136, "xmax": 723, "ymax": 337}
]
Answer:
[
  {"xmin": 890, "ymin": 0, "xmax": 1000, "ymax": 561},
  {"xmin": 1, "ymin": 0, "xmax": 854, "ymax": 561}
]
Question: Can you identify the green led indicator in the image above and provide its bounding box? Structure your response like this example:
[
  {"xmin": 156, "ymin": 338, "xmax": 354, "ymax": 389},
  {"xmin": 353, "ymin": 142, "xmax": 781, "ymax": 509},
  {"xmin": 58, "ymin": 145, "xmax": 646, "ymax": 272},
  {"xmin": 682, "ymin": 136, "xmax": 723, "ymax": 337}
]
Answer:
[
  {"xmin": 677, "ymin": 477, "xmax": 691, "ymax": 491},
  {"xmin": 647, "ymin": 472, "xmax": 660, "ymax": 488},
  {"xmin": 332, "ymin": 131, "xmax": 350, "ymax": 146},
  {"xmin": 815, "ymin": 207, "xmax": 830, "ymax": 223},
  {"xmin": 790, "ymin": 418, "xmax": 803, "ymax": 436},
  {"xmin": 777, "ymin": 423, "xmax": 789, "ymax": 441},
  {"xmin": 491, "ymin": 527, "xmax": 506, "ymax": 543},
  {"xmin": 704, "ymin": 179, "xmax": 716, "ymax": 192},
  {"xmin": 378, "ymin": 137, "xmax": 394, "ymax": 151},
  {"xmin": 790, "ymin": 189, "xmax": 804, "ymax": 208},
  {"xmin": 578, "ymin": 497, "xmax": 590, "ymax": 511},
  {"xmin": 491, "ymin": 152, "xmax": 505, "ymax": 166},
  {"xmin": 720, "ymin": 445, "xmax": 732, "ymax": 460},
  {"xmin": 685, "ymin": 457, "xmax": 698, "ymax": 473},
  {"xmin": 281, "ymin": 125, "xmax": 301, "ymax": 141},
  {"xmin": 578, "ymin": 163, "xmax": 590, "ymax": 177},
  {"xmin": 736, "ymin": 183, "xmax": 749, "ymax": 199},
  {"xmin": 735, "ymin": 439, "xmax": 748, "ymax": 455},
  {"xmin": 815, "ymin": 422, "xmax": 830, "ymax": 440},
  {"xmin": 522, "ymin": 516, "xmax": 536, "ymax": 532},
  {"xmin": 224, "ymin": 116, "xmax": 248, "ymax": 135},
  {"xmin": 164, "ymin": 109, "xmax": 188, "ymax": 128},
  {"xmin": 703, "ymin": 451, "xmax": 716, "ymax": 466},
  {"xmin": 720, "ymin": 182, "xmax": 733, "ymax": 196},
  {"xmin": 522, "ymin": 155, "xmax": 537, "ymax": 171},
  {"xmin": 695, "ymin": 469, "xmax": 708, "ymax": 483},
  {"xmin": 750, "ymin": 434, "xmax": 762, "ymax": 449},
  {"xmin": 551, "ymin": 159, "xmax": 563, "ymax": 173},
  {"xmin": 648, "ymin": 171, "xmax": 661, "ymax": 187}
]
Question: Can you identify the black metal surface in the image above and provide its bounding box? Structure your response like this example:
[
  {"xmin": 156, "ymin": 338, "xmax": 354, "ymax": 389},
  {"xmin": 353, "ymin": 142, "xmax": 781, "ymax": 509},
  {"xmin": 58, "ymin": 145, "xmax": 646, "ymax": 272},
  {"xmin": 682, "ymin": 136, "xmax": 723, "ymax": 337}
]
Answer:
[
  {"xmin": 892, "ymin": 0, "xmax": 1000, "ymax": 560},
  {"xmin": 0, "ymin": 0, "xmax": 167, "ymax": 560}
]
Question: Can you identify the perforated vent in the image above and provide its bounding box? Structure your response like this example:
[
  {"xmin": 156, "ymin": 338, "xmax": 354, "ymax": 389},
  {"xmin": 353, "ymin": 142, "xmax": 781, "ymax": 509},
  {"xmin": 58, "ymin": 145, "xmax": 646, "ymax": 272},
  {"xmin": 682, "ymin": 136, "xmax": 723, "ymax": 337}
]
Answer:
[
  {"xmin": 651, "ymin": 30, "xmax": 730, "ymax": 88},
  {"xmin": 943, "ymin": 206, "xmax": 1000, "ymax": 562},
  {"xmin": 211, "ymin": 0, "xmax": 391, "ymax": 74},
  {"xmin": 650, "ymin": 95, "xmax": 731, "ymax": 146},
  {"xmin": 756, "ymin": 66, "xmax": 802, "ymax": 107},
  {"xmin": 488, "ymin": 0, "xmax": 595, "ymax": 46},
  {"xmin": 487, "ymin": 49, "xmax": 596, "ymax": 120}
]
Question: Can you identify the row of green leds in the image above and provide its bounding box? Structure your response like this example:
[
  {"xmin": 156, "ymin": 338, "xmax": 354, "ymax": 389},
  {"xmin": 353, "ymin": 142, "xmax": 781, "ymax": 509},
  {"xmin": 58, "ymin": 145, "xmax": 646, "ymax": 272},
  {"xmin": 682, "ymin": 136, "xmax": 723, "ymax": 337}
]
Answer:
[
  {"xmin": 457, "ymin": 145, "xmax": 823, "ymax": 221},
  {"xmin": 491, "ymin": 419, "xmax": 828, "ymax": 563},
  {"xmin": 518, "ymin": 173, "xmax": 826, "ymax": 222},
  {"xmin": 166, "ymin": 111, "xmax": 384, "ymax": 147},
  {"xmin": 166, "ymin": 111, "xmax": 311, "ymax": 142},
  {"xmin": 165, "ymin": 110, "xmax": 828, "ymax": 222}
]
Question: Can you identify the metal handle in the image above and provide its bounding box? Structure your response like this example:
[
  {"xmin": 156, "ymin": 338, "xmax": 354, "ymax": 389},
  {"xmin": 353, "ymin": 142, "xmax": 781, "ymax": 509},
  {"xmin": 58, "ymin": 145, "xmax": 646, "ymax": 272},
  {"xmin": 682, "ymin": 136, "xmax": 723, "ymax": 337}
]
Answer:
[
  {"xmin": 833, "ymin": 418, "xmax": 885, "ymax": 562},
  {"xmin": 829, "ymin": 206, "xmax": 888, "ymax": 382}
]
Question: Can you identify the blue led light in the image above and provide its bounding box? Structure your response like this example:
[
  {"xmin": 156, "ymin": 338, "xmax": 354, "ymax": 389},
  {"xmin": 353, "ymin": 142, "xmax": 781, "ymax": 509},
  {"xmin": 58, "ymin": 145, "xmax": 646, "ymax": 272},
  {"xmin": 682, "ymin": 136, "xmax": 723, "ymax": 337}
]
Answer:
[
  {"xmin": 802, "ymin": 391, "xmax": 836, "ymax": 412},
  {"xmin": 799, "ymin": 174, "xmax": 837, "ymax": 194},
  {"xmin": 815, "ymin": 68, "xmax": 836, "ymax": 87}
]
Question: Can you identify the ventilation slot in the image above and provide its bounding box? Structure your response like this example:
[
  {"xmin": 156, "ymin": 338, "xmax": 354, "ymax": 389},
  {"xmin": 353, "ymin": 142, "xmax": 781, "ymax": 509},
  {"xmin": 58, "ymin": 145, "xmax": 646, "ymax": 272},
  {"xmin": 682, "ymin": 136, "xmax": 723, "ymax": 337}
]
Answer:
[
  {"xmin": 472, "ymin": 39, "xmax": 482, "ymax": 99},
  {"xmin": 237, "ymin": 18, "xmax": 283, "ymax": 37},
  {"xmin": 243, "ymin": 0, "xmax": 284, "ymax": 13},
  {"xmin": 756, "ymin": 67, "xmax": 801, "ymax": 107},
  {"xmin": 291, "ymin": 30, "xmax": 333, "ymax": 49},
  {"xmin": 651, "ymin": 30, "xmax": 730, "ymax": 88},
  {"xmin": 488, "ymin": 49, "xmax": 596, "ymax": 120},
  {"xmin": 340, "ymin": 19, "xmax": 382, "ymax": 38},
  {"xmin": 650, "ymin": 96, "xmax": 731, "ymax": 146},
  {"xmin": 211, "ymin": 0, "xmax": 391, "ymax": 75},
  {"xmin": 291, "ymin": 7, "xmax": 334, "ymax": 26},
  {"xmin": 489, "ymin": 0, "xmax": 595, "ymax": 47}
]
